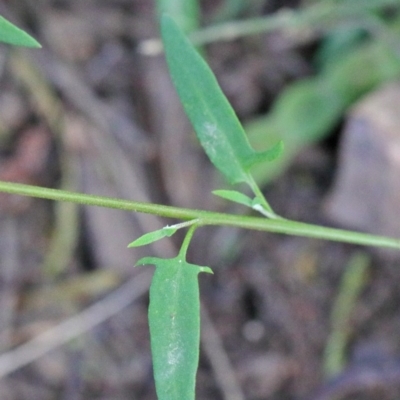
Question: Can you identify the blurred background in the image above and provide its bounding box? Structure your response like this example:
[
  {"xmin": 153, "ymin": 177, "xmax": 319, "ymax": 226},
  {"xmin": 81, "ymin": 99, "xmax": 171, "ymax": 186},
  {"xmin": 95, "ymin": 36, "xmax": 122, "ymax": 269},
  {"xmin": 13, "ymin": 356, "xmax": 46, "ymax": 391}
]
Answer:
[{"xmin": 0, "ymin": 0, "xmax": 400, "ymax": 399}]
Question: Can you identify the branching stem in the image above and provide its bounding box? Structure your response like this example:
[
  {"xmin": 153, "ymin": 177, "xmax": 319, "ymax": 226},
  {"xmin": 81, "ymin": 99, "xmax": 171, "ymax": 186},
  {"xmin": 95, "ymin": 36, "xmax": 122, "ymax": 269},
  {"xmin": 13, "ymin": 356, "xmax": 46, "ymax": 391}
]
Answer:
[{"xmin": 0, "ymin": 180, "xmax": 399, "ymax": 250}]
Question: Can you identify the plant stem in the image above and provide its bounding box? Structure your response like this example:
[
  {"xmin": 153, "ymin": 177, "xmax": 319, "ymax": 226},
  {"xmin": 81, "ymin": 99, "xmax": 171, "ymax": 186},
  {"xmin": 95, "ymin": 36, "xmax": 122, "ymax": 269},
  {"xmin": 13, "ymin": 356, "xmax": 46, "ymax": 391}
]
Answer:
[
  {"xmin": 323, "ymin": 251, "xmax": 369, "ymax": 377},
  {"xmin": 246, "ymin": 174, "xmax": 279, "ymax": 219},
  {"xmin": 0, "ymin": 180, "xmax": 400, "ymax": 250},
  {"xmin": 169, "ymin": 219, "xmax": 200, "ymax": 230},
  {"xmin": 139, "ymin": 0, "xmax": 399, "ymax": 57},
  {"xmin": 179, "ymin": 225, "xmax": 198, "ymax": 258},
  {"xmin": 188, "ymin": 0, "xmax": 398, "ymax": 46}
]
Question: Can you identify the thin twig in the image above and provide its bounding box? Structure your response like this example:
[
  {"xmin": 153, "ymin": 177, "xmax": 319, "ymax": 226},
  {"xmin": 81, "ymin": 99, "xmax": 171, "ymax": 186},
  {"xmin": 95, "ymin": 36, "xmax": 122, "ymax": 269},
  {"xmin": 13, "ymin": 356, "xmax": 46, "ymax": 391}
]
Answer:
[
  {"xmin": 0, "ymin": 270, "xmax": 152, "ymax": 378},
  {"xmin": 201, "ymin": 306, "xmax": 245, "ymax": 400}
]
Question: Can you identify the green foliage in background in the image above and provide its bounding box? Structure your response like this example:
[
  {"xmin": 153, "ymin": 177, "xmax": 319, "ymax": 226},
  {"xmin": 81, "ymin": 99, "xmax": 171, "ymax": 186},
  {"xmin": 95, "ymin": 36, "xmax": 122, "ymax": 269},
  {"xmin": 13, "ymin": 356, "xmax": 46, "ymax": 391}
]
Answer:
[{"xmin": 246, "ymin": 2, "xmax": 400, "ymax": 183}]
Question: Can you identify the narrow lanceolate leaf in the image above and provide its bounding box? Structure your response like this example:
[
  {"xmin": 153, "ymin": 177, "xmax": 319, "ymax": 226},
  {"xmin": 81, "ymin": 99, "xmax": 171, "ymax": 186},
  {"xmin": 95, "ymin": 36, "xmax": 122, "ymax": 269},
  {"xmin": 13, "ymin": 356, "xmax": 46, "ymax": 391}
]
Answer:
[
  {"xmin": 128, "ymin": 227, "xmax": 178, "ymax": 248},
  {"xmin": 136, "ymin": 256, "xmax": 212, "ymax": 400},
  {"xmin": 212, "ymin": 190, "xmax": 253, "ymax": 208},
  {"xmin": 161, "ymin": 14, "xmax": 281, "ymax": 185},
  {"xmin": 0, "ymin": 16, "xmax": 41, "ymax": 48}
]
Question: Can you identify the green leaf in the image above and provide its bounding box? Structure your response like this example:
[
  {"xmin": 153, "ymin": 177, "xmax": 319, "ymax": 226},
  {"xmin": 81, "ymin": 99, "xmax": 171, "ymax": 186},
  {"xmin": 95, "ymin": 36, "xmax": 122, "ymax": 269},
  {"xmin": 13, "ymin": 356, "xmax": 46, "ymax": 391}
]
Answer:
[
  {"xmin": 248, "ymin": 139, "xmax": 284, "ymax": 164},
  {"xmin": 212, "ymin": 190, "xmax": 253, "ymax": 208},
  {"xmin": 128, "ymin": 226, "xmax": 178, "ymax": 248},
  {"xmin": 0, "ymin": 16, "xmax": 41, "ymax": 48},
  {"xmin": 136, "ymin": 255, "xmax": 212, "ymax": 400},
  {"xmin": 156, "ymin": 0, "xmax": 199, "ymax": 33},
  {"xmin": 161, "ymin": 14, "xmax": 281, "ymax": 185}
]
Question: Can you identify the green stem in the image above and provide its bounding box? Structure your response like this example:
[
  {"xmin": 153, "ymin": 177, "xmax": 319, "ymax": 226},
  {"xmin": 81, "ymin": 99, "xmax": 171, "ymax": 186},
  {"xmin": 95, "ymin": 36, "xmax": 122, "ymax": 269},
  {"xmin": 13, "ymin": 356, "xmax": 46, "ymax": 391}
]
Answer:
[
  {"xmin": 179, "ymin": 225, "xmax": 198, "ymax": 258},
  {"xmin": 139, "ymin": 0, "xmax": 399, "ymax": 56},
  {"xmin": 0, "ymin": 180, "xmax": 399, "ymax": 250},
  {"xmin": 323, "ymin": 251, "xmax": 369, "ymax": 377},
  {"xmin": 169, "ymin": 219, "xmax": 200, "ymax": 230},
  {"xmin": 188, "ymin": 0, "xmax": 397, "ymax": 46},
  {"xmin": 247, "ymin": 175, "xmax": 280, "ymax": 219}
]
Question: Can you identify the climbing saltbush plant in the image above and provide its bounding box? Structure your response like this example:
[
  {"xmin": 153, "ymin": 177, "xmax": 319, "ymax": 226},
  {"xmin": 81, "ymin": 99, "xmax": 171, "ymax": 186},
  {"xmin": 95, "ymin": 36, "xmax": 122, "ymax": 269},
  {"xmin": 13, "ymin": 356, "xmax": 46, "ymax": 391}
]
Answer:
[{"xmin": 1, "ymin": 12, "xmax": 400, "ymax": 400}]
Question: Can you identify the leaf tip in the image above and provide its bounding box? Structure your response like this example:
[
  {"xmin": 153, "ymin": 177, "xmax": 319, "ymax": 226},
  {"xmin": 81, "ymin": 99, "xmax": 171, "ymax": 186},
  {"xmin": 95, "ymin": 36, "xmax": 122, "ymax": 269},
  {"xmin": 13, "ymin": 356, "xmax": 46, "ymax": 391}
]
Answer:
[
  {"xmin": 247, "ymin": 140, "xmax": 285, "ymax": 169},
  {"xmin": 199, "ymin": 266, "xmax": 213, "ymax": 275},
  {"xmin": 212, "ymin": 189, "xmax": 253, "ymax": 208},
  {"xmin": 135, "ymin": 257, "xmax": 157, "ymax": 267},
  {"xmin": 128, "ymin": 227, "xmax": 177, "ymax": 248}
]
